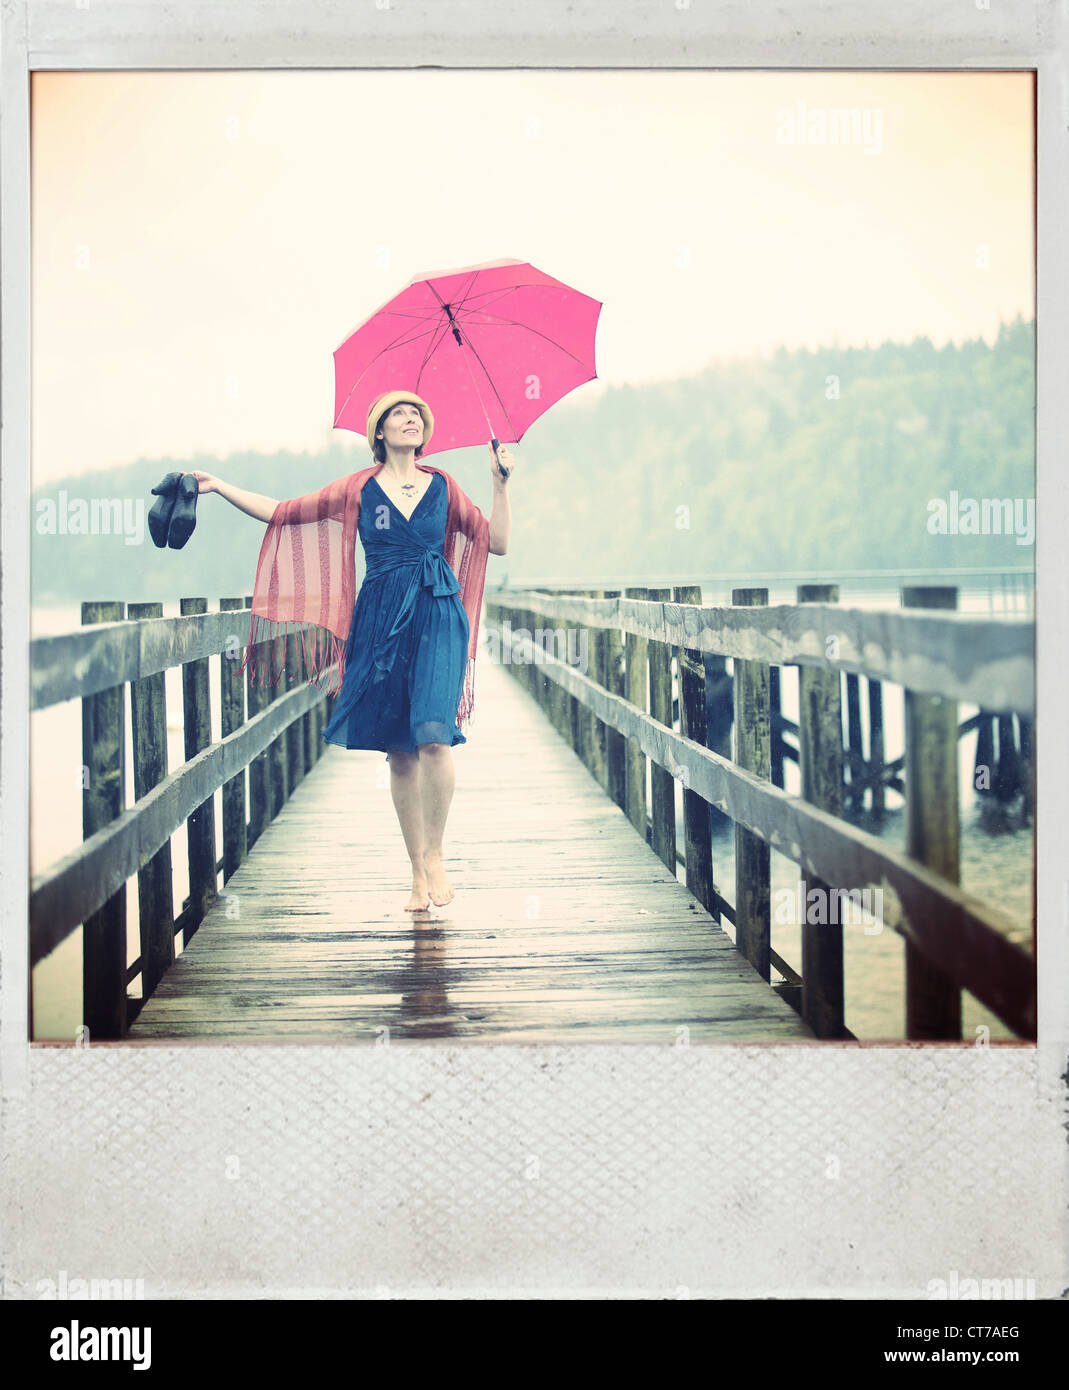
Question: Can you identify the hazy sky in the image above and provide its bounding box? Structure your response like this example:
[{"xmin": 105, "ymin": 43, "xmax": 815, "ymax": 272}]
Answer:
[{"xmin": 30, "ymin": 69, "xmax": 1033, "ymax": 484}]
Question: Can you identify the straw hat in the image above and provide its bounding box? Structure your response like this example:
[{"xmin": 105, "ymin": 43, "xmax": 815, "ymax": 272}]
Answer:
[{"xmin": 366, "ymin": 390, "xmax": 434, "ymax": 452}]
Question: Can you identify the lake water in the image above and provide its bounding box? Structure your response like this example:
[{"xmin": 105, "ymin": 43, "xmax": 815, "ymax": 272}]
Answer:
[{"xmin": 29, "ymin": 579, "xmax": 1034, "ymax": 1043}]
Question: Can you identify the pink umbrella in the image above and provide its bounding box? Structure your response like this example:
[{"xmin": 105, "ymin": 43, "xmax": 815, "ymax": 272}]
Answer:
[{"xmin": 333, "ymin": 257, "xmax": 602, "ymax": 475}]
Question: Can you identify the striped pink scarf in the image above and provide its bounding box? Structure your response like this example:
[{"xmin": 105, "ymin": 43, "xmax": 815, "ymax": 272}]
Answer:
[{"xmin": 237, "ymin": 462, "xmax": 490, "ymax": 730}]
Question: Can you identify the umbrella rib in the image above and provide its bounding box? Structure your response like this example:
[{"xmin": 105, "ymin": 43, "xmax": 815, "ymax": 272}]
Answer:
[
  {"xmin": 333, "ymin": 319, "xmax": 449, "ymax": 425},
  {"xmin": 449, "ymin": 330, "xmax": 523, "ymax": 441},
  {"xmin": 455, "ymin": 305, "xmax": 595, "ymax": 370}
]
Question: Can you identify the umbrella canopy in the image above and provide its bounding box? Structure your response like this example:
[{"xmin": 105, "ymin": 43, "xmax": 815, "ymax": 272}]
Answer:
[{"xmin": 333, "ymin": 257, "xmax": 601, "ymax": 457}]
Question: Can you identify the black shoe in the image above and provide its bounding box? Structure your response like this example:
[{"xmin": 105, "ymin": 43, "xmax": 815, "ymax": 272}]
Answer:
[
  {"xmin": 167, "ymin": 473, "xmax": 200, "ymax": 549},
  {"xmin": 148, "ymin": 471, "xmax": 183, "ymax": 548}
]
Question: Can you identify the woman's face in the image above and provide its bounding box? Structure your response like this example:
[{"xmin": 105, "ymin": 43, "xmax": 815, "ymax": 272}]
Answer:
[{"xmin": 378, "ymin": 402, "xmax": 424, "ymax": 451}]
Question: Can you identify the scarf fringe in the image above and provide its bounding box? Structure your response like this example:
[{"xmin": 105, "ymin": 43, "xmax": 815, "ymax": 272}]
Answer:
[
  {"xmin": 236, "ymin": 611, "xmax": 346, "ymax": 697},
  {"xmin": 456, "ymin": 653, "xmax": 477, "ymax": 732}
]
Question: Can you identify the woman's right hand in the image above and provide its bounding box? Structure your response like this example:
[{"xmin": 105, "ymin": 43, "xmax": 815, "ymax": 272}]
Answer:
[{"xmin": 190, "ymin": 470, "xmax": 219, "ymax": 494}]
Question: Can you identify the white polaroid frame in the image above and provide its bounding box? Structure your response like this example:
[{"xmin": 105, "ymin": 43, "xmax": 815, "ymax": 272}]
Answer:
[{"xmin": 2, "ymin": 0, "xmax": 1066, "ymax": 1298}]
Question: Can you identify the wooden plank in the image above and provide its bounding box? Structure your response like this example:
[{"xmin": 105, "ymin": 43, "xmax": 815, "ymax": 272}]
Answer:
[
  {"xmin": 673, "ymin": 584, "xmax": 714, "ymax": 916},
  {"xmin": 489, "ymin": 590, "xmax": 1034, "ymax": 714},
  {"xmin": 868, "ymin": 678, "xmax": 885, "ymax": 816},
  {"xmin": 797, "ymin": 583, "xmax": 845, "ymax": 1038},
  {"xmin": 180, "ymin": 598, "xmax": 217, "ymax": 943},
  {"xmin": 128, "ymin": 656, "xmax": 811, "ymax": 1044},
  {"xmin": 585, "ymin": 589, "xmax": 608, "ymax": 787},
  {"xmin": 219, "ymin": 597, "xmax": 248, "ymax": 882},
  {"xmin": 648, "ymin": 587, "xmax": 676, "ymax": 873},
  {"xmin": 245, "ymin": 594, "xmax": 269, "ymax": 847},
  {"xmin": 732, "ymin": 588, "xmax": 771, "ymax": 981},
  {"xmin": 128, "ymin": 600, "xmax": 175, "ymax": 999},
  {"xmin": 484, "ymin": 618, "xmax": 1034, "ymax": 1037},
  {"xmin": 624, "ymin": 586, "xmax": 649, "ymax": 840},
  {"xmin": 80, "ymin": 600, "xmax": 127, "ymax": 1040},
  {"xmin": 603, "ymin": 590, "xmax": 627, "ymax": 811},
  {"xmin": 32, "ymin": 607, "xmax": 274, "ymax": 711},
  {"xmin": 285, "ymin": 629, "xmax": 305, "ymax": 791},
  {"xmin": 902, "ymin": 586, "xmax": 962, "ymax": 1040}
]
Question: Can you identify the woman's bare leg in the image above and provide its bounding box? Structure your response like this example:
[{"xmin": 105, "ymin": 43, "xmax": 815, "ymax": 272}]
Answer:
[
  {"xmin": 417, "ymin": 742, "xmax": 455, "ymax": 905},
  {"xmin": 387, "ymin": 750, "xmax": 430, "ymax": 911}
]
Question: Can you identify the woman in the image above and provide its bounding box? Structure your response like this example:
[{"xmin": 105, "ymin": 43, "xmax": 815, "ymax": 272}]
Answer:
[{"xmin": 192, "ymin": 388, "xmax": 515, "ymax": 914}]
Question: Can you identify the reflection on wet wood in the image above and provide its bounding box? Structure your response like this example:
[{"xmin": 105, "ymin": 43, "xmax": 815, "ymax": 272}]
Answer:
[{"xmin": 129, "ymin": 657, "xmax": 812, "ymax": 1044}]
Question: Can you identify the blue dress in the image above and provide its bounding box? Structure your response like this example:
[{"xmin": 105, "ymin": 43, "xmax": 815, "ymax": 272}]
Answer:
[{"xmin": 322, "ymin": 469, "xmax": 469, "ymax": 757}]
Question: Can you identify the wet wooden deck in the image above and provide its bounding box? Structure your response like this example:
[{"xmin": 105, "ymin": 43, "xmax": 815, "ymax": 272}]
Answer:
[{"xmin": 128, "ymin": 656, "xmax": 812, "ymax": 1044}]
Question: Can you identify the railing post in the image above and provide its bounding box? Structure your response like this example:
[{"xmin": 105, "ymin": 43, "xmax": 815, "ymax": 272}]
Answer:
[
  {"xmin": 268, "ymin": 632, "xmax": 289, "ymax": 819},
  {"xmin": 245, "ymin": 595, "xmax": 269, "ymax": 848},
  {"xmin": 80, "ymin": 600, "xmax": 127, "ymax": 1039},
  {"xmin": 180, "ymin": 597, "xmax": 218, "ymax": 942},
  {"xmin": 560, "ymin": 591, "xmax": 581, "ymax": 759},
  {"xmin": 769, "ymin": 665, "xmax": 784, "ymax": 789},
  {"xmin": 705, "ymin": 652, "xmax": 733, "ymax": 837},
  {"xmin": 845, "ymin": 673, "xmax": 864, "ymax": 812},
  {"xmin": 285, "ymin": 630, "xmax": 305, "ymax": 790},
  {"xmin": 732, "ymin": 587, "xmax": 771, "ymax": 979},
  {"xmin": 797, "ymin": 583, "xmax": 846, "ymax": 1037},
  {"xmin": 647, "ymin": 587, "xmax": 675, "ymax": 873},
  {"xmin": 624, "ymin": 587, "xmax": 649, "ymax": 840},
  {"xmin": 902, "ymin": 585, "xmax": 962, "ymax": 1040},
  {"xmin": 585, "ymin": 589, "xmax": 609, "ymax": 789},
  {"xmin": 521, "ymin": 602, "xmax": 539, "ymax": 701},
  {"xmin": 868, "ymin": 678, "xmax": 885, "ymax": 816},
  {"xmin": 672, "ymin": 584, "xmax": 714, "ymax": 914},
  {"xmin": 539, "ymin": 593, "xmax": 568, "ymax": 738},
  {"xmin": 219, "ymin": 597, "xmax": 248, "ymax": 881},
  {"xmin": 603, "ymin": 590, "xmax": 627, "ymax": 812},
  {"xmin": 128, "ymin": 601, "xmax": 175, "ymax": 1001}
]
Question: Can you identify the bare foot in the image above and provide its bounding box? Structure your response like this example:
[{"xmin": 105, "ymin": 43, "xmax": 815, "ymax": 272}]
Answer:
[
  {"xmin": 404, "ymin": 871, "xmax": 431, "ymax": 912},
  {"xmin": 423, "ymin": 851, "xmax": 454, "ymax": 906}
]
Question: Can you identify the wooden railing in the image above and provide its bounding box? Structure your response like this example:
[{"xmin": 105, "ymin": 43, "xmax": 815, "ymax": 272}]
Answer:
[
  {"xmin": 483, "ymin": 584, "xmax": 1036, "ymax": 1041},
  {"xmin": 30, "ymin": 598, "xmax": 333, "ymax": 1040}
]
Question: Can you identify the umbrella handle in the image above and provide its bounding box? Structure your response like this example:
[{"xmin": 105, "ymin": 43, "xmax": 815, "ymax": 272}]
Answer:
[{"xmin": 491, "ymin": 437, "xmax": 510, "ymax": 481}]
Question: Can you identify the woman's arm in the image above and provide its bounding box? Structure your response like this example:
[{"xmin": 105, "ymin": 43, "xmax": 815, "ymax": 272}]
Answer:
[
  {"xmin": 487, "ymin": 445, "xmax": 515, "ymax": 556},
  {"xmin": 190, "ymin": 471, "xmax": 279, "ymax": 525}
]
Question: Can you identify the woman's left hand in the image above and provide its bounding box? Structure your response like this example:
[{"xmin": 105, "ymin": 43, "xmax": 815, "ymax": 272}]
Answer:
[{"xmin": 490, "ymin": 442, "xmax": 516, "ymax": 484}]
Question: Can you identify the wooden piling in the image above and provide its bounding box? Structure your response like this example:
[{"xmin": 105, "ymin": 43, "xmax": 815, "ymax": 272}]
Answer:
[
  {"xmin": 845, "ymin": 673, "xmax": 863, "ymax": 811},
  {"xmin": 603, "ymin": 591, "xmax": 628, "ymax": 812},
  {"xmin": 219, "ymin": 597, "xmax": 248, "ymax": 881},
  {"xmin": 867, "ymin": 678, "xmax": 885, "ymax": 816},
  {"xmin": 180, "ymin": 598, "xmax": 218, "ymax": 942},
  {"xmin": 769, "ymin": 665, "xmax": 784, "ymax": 789},
  {"xmin": 80, "ymin": 600, "xmax": 128, "ymax": 1039},
  {"xmin": 672, "ymin": 584, "xmax": 714, "ymax": 914},
  {"xmin": 704, "ymin": 653, "xmax": 732, "ymax": 836},
  {"xmin": 624, "ymin": 587, "xmax": 649, "ymax": 840},
  {"xmin": 1018, "ymin": 715, "xmax": 1034, "ymax": 822},
  {"xmin": 285, "ymin": 630, "xmax": 305, "ymax": 790},
  {"xmin": 586, "ymin": 589, "xmax": 609, "ymax": 790},
  {"xmin": 128, "ymin": 601, "xmax": 175, "ymax": 1000},
  {"xmin": 996, "ymin": 714, "xmax": 1019, "ymax": 803},
  {"xmin": 244, "ymin": 595, "xmax": 270, "ymax": 848},
  {"xmin": 268, "ymin": 632, "xmax": 289, "ymax": 819},
  {"xmin": 902, "ymin": 585, "xmax": 962, "ymax": 1040},
  {"xmin": 647, "ymin": 587, "xmax": 676, "ymax": 873},
  {"xmin": 732, "ymin": 588, "xmax": 771, "ymax": 980},
  {"xmin": 796, "ymin": 584, "xmax": 845, "ymax": 1037}
]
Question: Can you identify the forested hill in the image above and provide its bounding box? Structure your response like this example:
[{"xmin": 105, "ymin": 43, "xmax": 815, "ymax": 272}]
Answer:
[{"xmin": 31, "ymin": 317, "xmax": 1034, "ymax": 604}]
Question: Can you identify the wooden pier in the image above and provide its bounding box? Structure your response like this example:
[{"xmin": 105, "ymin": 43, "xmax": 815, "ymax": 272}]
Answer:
[
  {"xmin": 28, "ymin": 579, "xmax": 1036, "ymax": 1045},
  {"xmin": 126, "ymin": 655, "xmax": 809, "ymax": 1043}
]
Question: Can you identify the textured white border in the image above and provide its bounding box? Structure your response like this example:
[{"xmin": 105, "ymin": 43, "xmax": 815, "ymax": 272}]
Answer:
[{"xmin": 3, "ymin": 0, "xmax": 1067, "ymax": 1300}]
